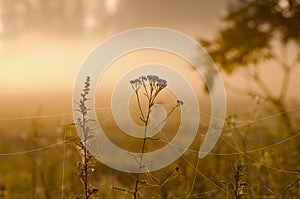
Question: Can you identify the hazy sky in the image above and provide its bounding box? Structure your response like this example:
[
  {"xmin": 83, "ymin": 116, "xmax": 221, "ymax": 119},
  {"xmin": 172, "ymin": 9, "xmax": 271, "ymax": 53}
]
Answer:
[
  {"xmin": 0, "ymin": 0, "xmax": 228, "ymax": 91},
  {"xmin": 0, "ymin": 0, "xmax": 299, "ymax": 118}
]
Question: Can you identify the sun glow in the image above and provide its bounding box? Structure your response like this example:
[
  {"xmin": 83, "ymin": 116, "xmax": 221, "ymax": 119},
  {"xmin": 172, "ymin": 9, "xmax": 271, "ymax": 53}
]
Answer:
[{"xmin": 104, "ymin": 0, "xmax": 119, "ymax": 15}]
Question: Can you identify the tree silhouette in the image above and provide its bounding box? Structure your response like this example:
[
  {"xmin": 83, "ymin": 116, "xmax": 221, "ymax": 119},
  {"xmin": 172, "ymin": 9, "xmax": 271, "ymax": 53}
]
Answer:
[
  {"xmin": 201, "ymin": 0, "xmax": 300, "ymax": 135},
  {"xmin": 202, "ymin": 0, "xmax": 300, "ymax": 72}
]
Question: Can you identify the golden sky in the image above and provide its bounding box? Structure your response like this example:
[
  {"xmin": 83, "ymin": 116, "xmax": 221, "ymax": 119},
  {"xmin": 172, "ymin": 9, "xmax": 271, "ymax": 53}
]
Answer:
[
  {"xmin": 0, "ymin": 0, "xmax": 299, "ymax": 118},
  {"xmin": 0, "ymin": 0, "xmax": 227, "ymax": 91}
]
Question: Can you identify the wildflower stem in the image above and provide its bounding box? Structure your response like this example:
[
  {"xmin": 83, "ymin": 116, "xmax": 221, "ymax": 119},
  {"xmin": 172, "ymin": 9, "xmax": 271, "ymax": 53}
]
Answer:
[
  {"xmin": 129, "ymin": 75, "xmax": 180, "ymax": 199},
  {"xmin": 142, "ymin": 78, "xmax": 150, "ymax": 101},
  {"xmin": 133, "ymin": 102, "xmax": 152, "ymax": 199},
  {"xmin": 135, "ymin": 90, "xmax": 145, "ymax": 122},
  {"xmin": 84, "ymin": 138, "xmax": 88, "ymax": 199},
  {"xmin": 80, "ymin": 92, "xmax": 89, "ymax": 199},
  {"xmin": 74, "ymin": 76, "xmax": 98, "ymax": 199}
]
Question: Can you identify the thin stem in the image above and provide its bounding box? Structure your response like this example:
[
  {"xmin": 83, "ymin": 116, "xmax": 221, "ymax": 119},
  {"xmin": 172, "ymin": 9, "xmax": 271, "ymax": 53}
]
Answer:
[
  {"xmin": 82, "ymin": 113, "xmax": 89, "ymax": 199},
  {"xmin": 130, "ymin": 76, "xmax": 170, "ymax": 198},
  {"xmin": 279, "ymin": 63, "xmax": 290, "ymax": 100},
  {"xmin": 142, "ymin": 79, "xmax": 150, "ymax": 101},
  {"xmin": 75, "ymin": 76, "xmax": 96, "ymax": 199},
  {"xmin": 251, "ymin": 71, "xmax": 274, "ymax": 99},
  {"xmin": 135, "ymin": 90, "xmax": 145, "ymax": 121},
  {"xmin": 248, "ymin": 67, "xmax": 295, "ymax": 134},
  {"xmin": 60, "ymin": 124, "xmax": 68, "ymax": 199},
  {"xmin": 84, "ymin": 148, "xmax": 88, "ymax": 198},
  {"xmin": 234, "ymin": 178, "xmax": 239, "ymax": 199},
  {"xmin": 185, "ymin": 152, "xmax": 200, "ymax": 198},
  {"xmin": 133, "ymin": 102, "xmax": 152, "ymax": 199}
]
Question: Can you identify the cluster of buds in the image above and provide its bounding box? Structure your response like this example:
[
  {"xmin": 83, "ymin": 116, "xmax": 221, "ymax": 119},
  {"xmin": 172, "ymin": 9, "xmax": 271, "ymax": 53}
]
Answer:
[
  {"xmin": 145, "ymin": 75, "xmax": 167, "ymax": 91},
  {"xmin": 130, "ymin": 75, "xmax": 184, "ymax": 108},
  {"xmin": 176, "ymin": 99, "xmax": 184, "ymax": 106},
  {"xmin": 130, "ymin": 75, "xmax": 167, "ymax": 92},
  {"xmin": 78, "ymin": 76, "xmax": 91, "ymax": 117},
  {"xmin": 130, "ymin": 74, "xmax": 183, "ymax": 124},
  {"xmin": 129, "ymin": 78, "xmax": 142, "ymax": 91},
  {"xmin": 130, "ymin": 75, "xmax": 168, "ymax": 104}
]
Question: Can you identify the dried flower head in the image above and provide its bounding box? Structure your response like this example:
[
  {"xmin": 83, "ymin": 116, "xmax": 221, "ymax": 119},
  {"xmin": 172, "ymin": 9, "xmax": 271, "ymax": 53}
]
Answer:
[
  {"xmin": 177, "ymin": 99, "xmax": 184, "ymax": 106},
  {"xmin": 130, "ymin": 78, "xmax": 142, "ymax": 91}
]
